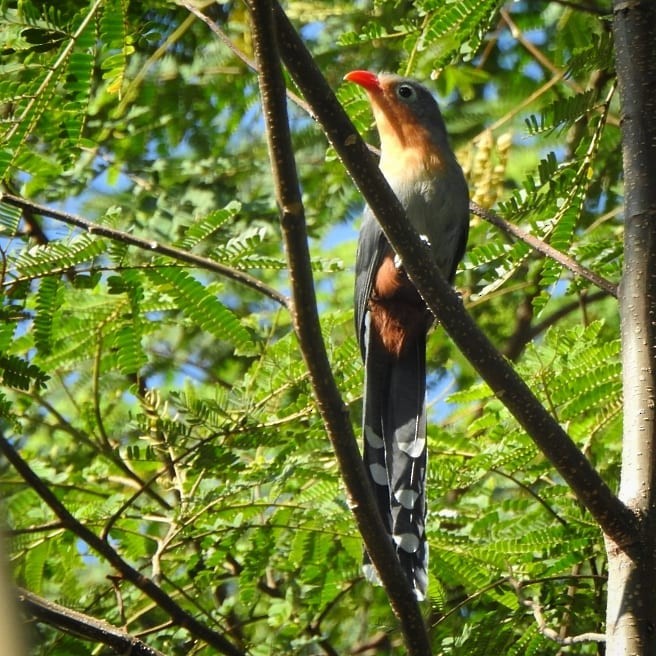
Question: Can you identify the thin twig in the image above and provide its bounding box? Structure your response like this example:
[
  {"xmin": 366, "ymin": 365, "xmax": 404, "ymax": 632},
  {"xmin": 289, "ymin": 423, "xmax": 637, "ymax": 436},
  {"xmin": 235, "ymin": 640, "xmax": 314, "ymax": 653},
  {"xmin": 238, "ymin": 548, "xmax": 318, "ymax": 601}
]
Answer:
[
  {"xmin": 528, "ymin": 290, "xmax": 608, "ymax": 341},
  {"xmin": 100, "ymin": 398, "xmax": 318, "ymax": 542},
  {"xmin": 484, "ymin": 73, "xmax": 564, "ymax": 134},
  {"xmin": 500, "ymin": 8, "xmax": 584, "ymax": 94},
  {"xmin": 5, "ymin": 521, "xmax": 66, "ymax": 536},
  {"xmin": 179, "ymin": 0, "xmax": 312, "ymax": 116},
  {"xmin": 24, "ymin": 389, "xmax": 174, "ymax": 511},
  {"xmin": 308, "ymin": 579, "xmax": 358, "ymax": 656},
  {"xmin": 490, "ymin": 468, "xmax": 568, "ymax": 526},
  {"xmin": 115, "ymin": 14, "xmax": 195, "ymax": 117},
  {"xmin": 517, "ymin": 586, "xmax": 606, "ymax": 645},
  {"xmin": 0, "ymin": 192, "xmax": 288, "ymax": 308},
  {"xmin": 431, "ymin": 577, "xmax": 512, "ymax": 629}
]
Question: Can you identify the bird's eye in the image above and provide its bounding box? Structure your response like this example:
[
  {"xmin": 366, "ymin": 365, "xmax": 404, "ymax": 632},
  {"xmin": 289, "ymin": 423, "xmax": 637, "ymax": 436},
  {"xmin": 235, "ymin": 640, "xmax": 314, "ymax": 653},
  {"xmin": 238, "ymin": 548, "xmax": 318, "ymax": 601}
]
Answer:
[{"xmin": 396, "ymin": 84, "xmax": 416, "ymax": 100}]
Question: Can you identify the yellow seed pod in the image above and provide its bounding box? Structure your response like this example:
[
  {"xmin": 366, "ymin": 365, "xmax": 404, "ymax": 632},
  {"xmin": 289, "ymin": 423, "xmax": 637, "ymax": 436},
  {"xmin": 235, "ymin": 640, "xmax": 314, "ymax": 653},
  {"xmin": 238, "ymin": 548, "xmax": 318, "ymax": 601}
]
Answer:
[
  {"xmin": 471, "ymin": 130, "xmax": 494, "ymax": 207},
  {"xmin": 491, "ymin": 132, "xmax": 513, "ymax": 204}
]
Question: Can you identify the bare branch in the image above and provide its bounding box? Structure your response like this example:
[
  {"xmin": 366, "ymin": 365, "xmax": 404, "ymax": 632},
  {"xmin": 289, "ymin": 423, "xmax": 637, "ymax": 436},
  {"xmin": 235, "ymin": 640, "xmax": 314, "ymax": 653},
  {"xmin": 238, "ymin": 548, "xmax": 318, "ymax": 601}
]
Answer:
[
  {"xmin": 18, "ymin": 588, "xmax": 167, "ymax": 656},
  {"xmin": 0, "ymin": 192, "xmax": 288, "ymax": 308},
  {"xmin": 517, "ymin": 588, "xmax": 606, "ymax": 646}
]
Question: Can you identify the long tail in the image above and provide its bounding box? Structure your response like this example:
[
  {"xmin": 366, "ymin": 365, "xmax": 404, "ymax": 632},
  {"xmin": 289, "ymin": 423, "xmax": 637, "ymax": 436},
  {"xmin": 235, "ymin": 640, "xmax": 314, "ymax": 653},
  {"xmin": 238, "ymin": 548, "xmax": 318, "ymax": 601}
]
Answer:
[{"xmin": 361, "ymin": 316, "xmax": 428, "ymax": 600}]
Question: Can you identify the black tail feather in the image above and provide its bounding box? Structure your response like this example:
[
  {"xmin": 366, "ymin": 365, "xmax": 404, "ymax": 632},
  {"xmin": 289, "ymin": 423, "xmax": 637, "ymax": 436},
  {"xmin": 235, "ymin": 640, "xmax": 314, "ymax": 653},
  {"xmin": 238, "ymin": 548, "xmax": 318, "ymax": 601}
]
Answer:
[{"xmin": 362, "ymin": 316, "xmax": 428, "ymax": 600}]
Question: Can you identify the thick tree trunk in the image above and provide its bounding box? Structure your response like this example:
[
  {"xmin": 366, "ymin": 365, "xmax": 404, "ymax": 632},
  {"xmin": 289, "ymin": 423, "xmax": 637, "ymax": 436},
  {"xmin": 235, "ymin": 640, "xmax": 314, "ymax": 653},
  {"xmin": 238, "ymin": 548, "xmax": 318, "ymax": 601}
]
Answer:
[{"xmin": 607, "ymin": 2, "xmax": 656, "ymax": 654}]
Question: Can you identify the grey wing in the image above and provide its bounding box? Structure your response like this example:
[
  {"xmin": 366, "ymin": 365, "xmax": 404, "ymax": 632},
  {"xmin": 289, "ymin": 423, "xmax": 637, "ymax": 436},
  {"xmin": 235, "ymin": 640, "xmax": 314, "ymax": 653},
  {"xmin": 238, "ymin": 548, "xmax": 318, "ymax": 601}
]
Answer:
[
  {"xmin": 448, "ymin": 203, "xmax": 469, "ymax": 283},
  {"xmin": 354, "ymin": 208, "xmax": 389, "ymax": 360},
  {"xmin": 447, "ymin": 172, "xmax": 470, "ymax": 283}
]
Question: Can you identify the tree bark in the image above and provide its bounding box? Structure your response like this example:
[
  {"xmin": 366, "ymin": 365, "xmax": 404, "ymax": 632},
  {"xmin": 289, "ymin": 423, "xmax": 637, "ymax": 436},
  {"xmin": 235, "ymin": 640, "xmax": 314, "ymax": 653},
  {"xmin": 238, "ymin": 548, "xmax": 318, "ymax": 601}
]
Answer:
[{"xmin": 607, "ymin": 2, "xmax": 656, "ymax": 653}]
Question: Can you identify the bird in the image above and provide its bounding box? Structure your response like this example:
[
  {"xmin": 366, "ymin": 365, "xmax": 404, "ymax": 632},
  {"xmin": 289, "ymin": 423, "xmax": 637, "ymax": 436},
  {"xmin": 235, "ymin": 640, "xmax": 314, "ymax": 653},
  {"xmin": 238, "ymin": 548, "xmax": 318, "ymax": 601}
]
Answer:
[{"xmin": 344, "ymin": 70, "xmax": 469, "ymax": 600}]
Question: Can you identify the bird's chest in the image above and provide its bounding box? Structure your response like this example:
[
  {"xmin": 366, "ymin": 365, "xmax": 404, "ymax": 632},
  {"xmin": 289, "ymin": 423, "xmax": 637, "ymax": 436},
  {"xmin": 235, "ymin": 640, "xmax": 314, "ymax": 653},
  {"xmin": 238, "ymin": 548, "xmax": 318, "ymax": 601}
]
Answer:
[
  {"xmin": 387, "ymin": 175, "xmax": 449, "ymax": 235},
  {"xmin": 384, "ymin": 172, "xmax": 461, "ymax": 276}
]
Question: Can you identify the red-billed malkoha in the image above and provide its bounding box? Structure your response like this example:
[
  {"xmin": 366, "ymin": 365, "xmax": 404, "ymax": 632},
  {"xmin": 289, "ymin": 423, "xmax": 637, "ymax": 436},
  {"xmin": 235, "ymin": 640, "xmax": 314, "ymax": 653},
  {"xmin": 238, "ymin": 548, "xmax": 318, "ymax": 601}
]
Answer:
[{"xmin": 345, "ymin": 70, "xmax": 469, "ymax": 600}]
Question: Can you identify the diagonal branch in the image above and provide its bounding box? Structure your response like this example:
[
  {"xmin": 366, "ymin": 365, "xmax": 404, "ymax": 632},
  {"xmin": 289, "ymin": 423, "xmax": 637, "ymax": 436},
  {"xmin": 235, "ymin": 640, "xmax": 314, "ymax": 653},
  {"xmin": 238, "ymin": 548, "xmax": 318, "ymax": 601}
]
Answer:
[
  {"xmin": 0, "ymin": 192, "xmax": 288, "ymax": 308},
  {"xmin": 271, "ymin": 1, "xmax": 638, "ymax": 548},
  {"xmin": 470, "ymin": 201, "xmax": 618, "ymax": 297},
  {"xmin": 18, "ymin": 588, "xmax": 167, "ymax": 656},
  {"xmin": 0, "ymin": 432, "xmax": 245, "ymax": 656},
  {"xmin": 245, "ymin": 1, "xmax": 432, "ymax": 655}
]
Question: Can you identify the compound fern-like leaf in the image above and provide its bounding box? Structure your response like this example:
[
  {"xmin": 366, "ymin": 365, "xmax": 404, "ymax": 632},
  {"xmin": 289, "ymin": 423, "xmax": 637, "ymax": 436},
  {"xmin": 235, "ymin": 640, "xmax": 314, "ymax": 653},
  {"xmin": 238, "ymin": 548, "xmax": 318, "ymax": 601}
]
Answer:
[
  {"xmin": 146, "ymin": 267, "xmax": 252, "ymax": 350},
  {"xmin": 34, "ymin": 275, "xmax": 61, "ymax": 356}
]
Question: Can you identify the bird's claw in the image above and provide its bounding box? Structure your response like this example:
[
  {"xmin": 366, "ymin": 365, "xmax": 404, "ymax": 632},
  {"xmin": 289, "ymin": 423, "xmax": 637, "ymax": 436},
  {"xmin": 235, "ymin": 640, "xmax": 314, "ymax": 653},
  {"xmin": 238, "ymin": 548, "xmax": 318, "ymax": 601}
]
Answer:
[
  {"xmin": 394, "ymin": 235, "xmax": 431, "ymax": 272},
  {"xmin": 394, "ymin": 234, "xmax": 432, "ymax": 273}
]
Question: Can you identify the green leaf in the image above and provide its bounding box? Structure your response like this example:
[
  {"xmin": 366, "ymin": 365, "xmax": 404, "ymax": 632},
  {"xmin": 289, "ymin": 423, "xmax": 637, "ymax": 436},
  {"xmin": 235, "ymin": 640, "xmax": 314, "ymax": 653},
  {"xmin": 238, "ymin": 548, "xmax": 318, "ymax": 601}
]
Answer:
[
  {"xmin": 0, "ymin": 354, "xmax": 49, "ymax": 389},
  {"xmin": 0, "ymin": 200, "xmax": 21, "ymax": 235},
  {"xmin": 146, "ymin": 266, "xmax": 253, "ymax": 350},
  {"xmin": 175, "ymin": 201, "xmax": 241, "ymax": 251},
  {"xmin": 15, "ymin": 235, "xmax": 106, "ymax": 277},
  {"xmin": 23, "ymin": 540, "xmax": 49, "ymax": 594},
  {"xmin": 34, "ymin": 275, "xmax": 62, "ymax": 356},
  {"xmin": 423, "ymin": 0, "xmax": 500, "ymax": 66},
  {"xmin": 112, "ymin": 323, "xmax": 147, "ymax": 375},
  {"xmin": 525, "ymin": 89, "xmax": 598, "ymax": 136}
]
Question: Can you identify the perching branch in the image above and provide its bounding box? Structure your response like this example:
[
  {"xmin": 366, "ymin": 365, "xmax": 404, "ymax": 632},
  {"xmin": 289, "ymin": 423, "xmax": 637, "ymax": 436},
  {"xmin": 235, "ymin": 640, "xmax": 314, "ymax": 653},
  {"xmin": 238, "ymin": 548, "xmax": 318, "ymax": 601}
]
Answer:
[
  {"xmin": 0, "ymin": 192, "xmax": 288, "ymax": 308},
  {"xmin": 0, "ymin": 432, "xmax": 245, "ymax": 656},
  {"xmin": 271, "ymin": 1, "xmax": 638, "ymax": 547},
  {"xmin": 18, "ymin": 588, "xmax": 167, "ymax": 656},
  {"xmin": 245, "ymin": 1, "xmax": 432, "ymax": 655}
]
